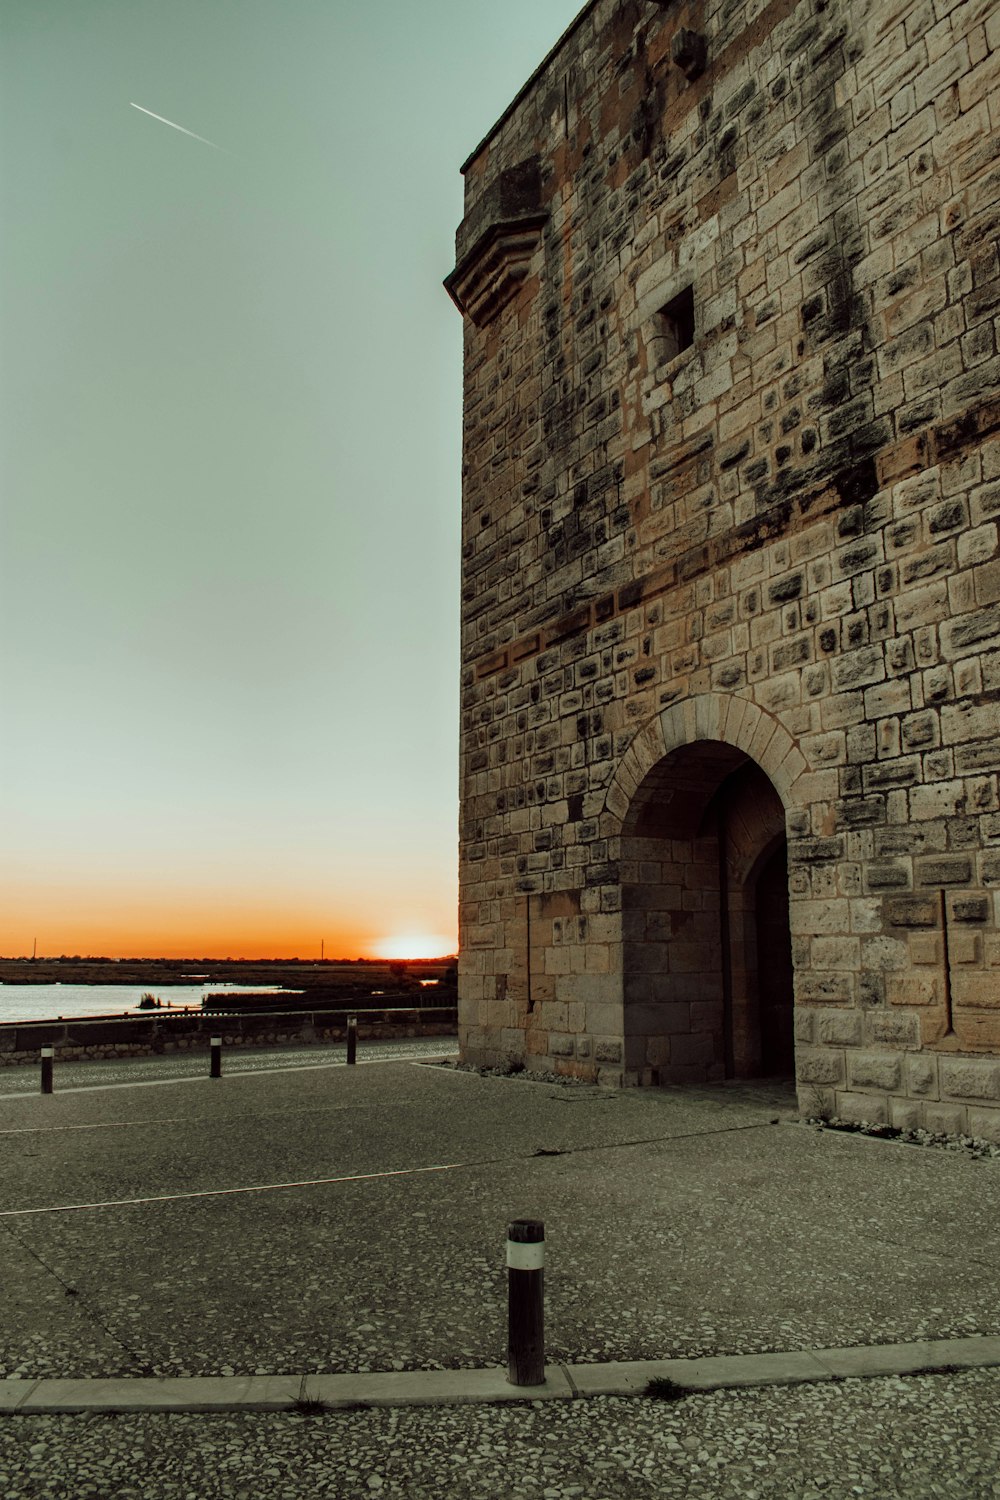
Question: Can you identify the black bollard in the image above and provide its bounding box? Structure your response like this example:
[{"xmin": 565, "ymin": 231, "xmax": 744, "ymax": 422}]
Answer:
[
  {"xmin": 40, "ymin": 1046, "xmax": 54, "ymax": 1096},
  {"xmin": 507, "ymin": 1219, "xmax": 545, "ymax": 1386},
  {"xmin": 346, "ymin": 1016, "xmax": 357, "ymax": 1066},
  {"xmin": 210, "ymin": 1036, "xmax": 222, "ymax": 1079}
]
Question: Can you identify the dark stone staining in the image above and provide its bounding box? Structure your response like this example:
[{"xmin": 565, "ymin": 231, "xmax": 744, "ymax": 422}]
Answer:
[
  {"xmin": 772, "ymin": 637, "xmax": 812, "ymax": 671},
  {"xmin": 720, "ymin": 439, "xmax": 751, "ymax": 470},
  {"xmin": 768, "ymin": 572, "xmax": 804, "ymax": 605},
  {"xmin": 886, "ymin": 897, "xmax": 939, "ymax": 927},
  {"xmin": 928, "ymin": 500, "xmax": 967, "ymax": 534},
  {"xmin": 834, "ymin": 459, "xmax": 879, "ymax": 505},
  {"xmin": 916, "ymin": 858, "xmax": 974, "ymax": 886},
  {"xmin": 951, "ymin": 896, "xmax": 989, "ymax": 923},
  {"xmin": 859, "ymin": 974, "xmax": 885, "ymax": 1009},
  {"xmin": 725, "ymin": 79, "xmax": 758, "ymax": 121},
  {"xmin": 671, "ymin": 27, "xmax": 707, "ymax": 81},
  {"xmin": 838, "ymin": 797, "xmax": 886, "ymax": 829},
  {"xmin": 801, "ymin": 293, "xmax": 825, "ymax": 327},
  {"xmin": 790, "ymin": 836, "xmax": 844, "ymax": 863},
  {"xmin": 866, "ymin": 861, "xmax": 911, "ymax": 889},
  {"xmin": 751, "ymin": 23, "xmax": 873, "ymax": 520},
  {"xmin": 902, "ymin": 545, "xmax": 953, "ymax": 584},
  {"xmin": 865, "ymin": 762, "xmax": 922, "ymax": 794},
  {"xmin": 948, "ymin": 606, "xmax": 1000, "ymax": 651},
  {"xmin": 836, "ymin": 539, "xmax": 878, "ymax": 575},
  {"xmin": 837, "ymin": 505, "xmax": 865, "ymax": 539}
]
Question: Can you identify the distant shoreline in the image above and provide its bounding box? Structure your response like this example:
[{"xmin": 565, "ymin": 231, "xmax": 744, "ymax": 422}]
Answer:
[{"xmin": 0, "ymin": 957, "xmax": 456, "ymax": 989}]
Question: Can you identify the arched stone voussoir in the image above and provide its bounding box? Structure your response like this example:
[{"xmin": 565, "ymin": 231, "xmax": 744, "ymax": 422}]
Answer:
[{"xmin": 603, "ymin": 692, "xmax": 806, "ymax": 826}]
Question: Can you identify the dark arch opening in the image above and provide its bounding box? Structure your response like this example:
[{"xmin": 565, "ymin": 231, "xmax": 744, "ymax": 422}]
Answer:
[{"xmin": 621, "ymin": 741, "xmax": 794, "ymax": 1085}]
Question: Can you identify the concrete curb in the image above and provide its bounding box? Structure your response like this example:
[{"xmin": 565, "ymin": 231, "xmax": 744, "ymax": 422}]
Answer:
[{"xmin": 2, "ymin": 1337, "xmax": 999, "ymax": 1415}]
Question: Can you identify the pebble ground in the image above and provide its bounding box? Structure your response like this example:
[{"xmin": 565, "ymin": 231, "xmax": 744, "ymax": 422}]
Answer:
[
  {"xmin": 2, "ymin": 1369, "xmax": 1000, "ymax": 1498},
  {"xmin": 3, "ymin": 1053, "xmax": 1000, "ymax": 1495}
]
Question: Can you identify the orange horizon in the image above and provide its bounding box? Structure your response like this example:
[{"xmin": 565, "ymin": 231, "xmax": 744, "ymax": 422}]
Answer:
[
  {"xmin": 0, "ymin": 949, "xmax": 458, "ymax": 963},
  {"xmin": 0, "ymin": 935, "xmax": 458, "ymax": 963},
  {"xmin": 0, "ymin": 881, "xmax": 458, "ymax": 966}
]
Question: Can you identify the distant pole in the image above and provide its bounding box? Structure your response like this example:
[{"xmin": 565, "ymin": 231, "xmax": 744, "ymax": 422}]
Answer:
[
  {"xmin": 507, "ymin": 1219, "xmax": 545, "ymax": 1386},
  {"xmin": 346, "ymin": 1015, "xmax": 357, "ymax": 1066},
  {"xmin": 40, "ymin": 1046, "xmax": 54, "ymax": 1095},
  {"xmin": 32, "ymin": 938, "xmax": 37, "ymax": 961},
  {"xmin": 210, "ymin": 1035, "xmax": 222, "ymax": 1079},
  {"xmin": 321, "ymin": 938, "xmax": 324, "ymax": 961}
]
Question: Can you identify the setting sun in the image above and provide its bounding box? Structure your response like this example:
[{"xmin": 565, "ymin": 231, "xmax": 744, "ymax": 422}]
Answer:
[{"xmin": 374, "ymin": 933, "xmax": 457, "ymax": 961}]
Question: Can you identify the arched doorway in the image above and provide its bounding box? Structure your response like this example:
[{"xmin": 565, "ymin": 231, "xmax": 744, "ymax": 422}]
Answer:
[{"xmin": 621, "ymin": 742, "xmax": 794, "ymax": 1085}]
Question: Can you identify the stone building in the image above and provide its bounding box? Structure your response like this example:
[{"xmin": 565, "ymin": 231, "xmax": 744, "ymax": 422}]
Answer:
[{"xmin": 446, "ymin": 0, "xmax": 1000, "ymax": 1134}]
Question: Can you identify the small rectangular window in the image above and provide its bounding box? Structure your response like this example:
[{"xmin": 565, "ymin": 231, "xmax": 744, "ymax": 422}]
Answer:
[{"xmin": 657, "ymin": 285, "xmax": 695, "ymax": 361}]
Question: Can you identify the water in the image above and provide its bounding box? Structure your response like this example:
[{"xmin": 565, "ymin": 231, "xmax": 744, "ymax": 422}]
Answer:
[{"xmin": 0, "ymin": 984, "xmax": 287, "ymax": 1025}]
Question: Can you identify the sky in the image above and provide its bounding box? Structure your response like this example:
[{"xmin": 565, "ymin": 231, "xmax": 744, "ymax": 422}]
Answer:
[{"xmin": 0, "ymin": 0, "xmax": 583, "ymax": 961}]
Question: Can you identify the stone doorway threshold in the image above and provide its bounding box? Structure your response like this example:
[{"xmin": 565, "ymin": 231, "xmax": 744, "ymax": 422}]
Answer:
[{"xmin": 3, "ymin": 1336, "xmax": 998, "ymax": 1415}]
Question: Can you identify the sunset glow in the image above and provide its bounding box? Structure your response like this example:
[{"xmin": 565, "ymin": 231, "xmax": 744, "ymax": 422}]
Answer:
[
  {"xmin": 0, "ymin": 871, "xmax": 457, "ymax": 962},
  {"xmin": 373, "ymin": 934, "xmax": 458, "ymax": 962}
]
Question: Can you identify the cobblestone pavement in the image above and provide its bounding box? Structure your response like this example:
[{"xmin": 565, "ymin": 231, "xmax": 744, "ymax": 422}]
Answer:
[
  {"xmin": 3, "ymin": 1369, "xmax": 1000, "ymax": 1498},
  {"xmin": 0, "ymin": 1037, "xmax": 459, "ymax": 1097}
]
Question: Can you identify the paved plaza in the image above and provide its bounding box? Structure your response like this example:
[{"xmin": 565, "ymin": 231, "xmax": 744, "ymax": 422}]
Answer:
[{"xmin": 2, "ymin": 1047, "xmax": 1000, "ymax": 1495}]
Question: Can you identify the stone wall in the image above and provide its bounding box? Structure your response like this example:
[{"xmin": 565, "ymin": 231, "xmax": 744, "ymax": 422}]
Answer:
[
  {"xmin": 0, "ymin": 1008, "xmax": 459, "ymax": 1067},
  {"xmin": 448, "ymin": 0, "xmax": 1000, "ymax": 1134}
]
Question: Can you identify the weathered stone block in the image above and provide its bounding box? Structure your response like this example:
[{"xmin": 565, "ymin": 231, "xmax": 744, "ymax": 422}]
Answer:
[
  {"xmin": 885, "ymin": 897, "xmax": 938, "ymax": 927},
  {"xmin": 866, "ymin": 1012, "xmax": 919, "ymax": 1048},
  {"xmin": 915, "ymin": 856, "xmax": 974, "ymax": 886},
  {"xmin": 951, "ymin": 974, "xmax": 999, "ymax": 1009},
  {"xmin": 836, "ymin": 1091, "xmax": 890, "ymax": 1125},
  {"xmin": 848, "ymin": 1051, "xmax": 903, "ymax": 1091},
  {"xmin": 889, "ymin": 1098, "xmax": 924, "ymax": 1132},
  {"xmin": 794, "ymin": 1008, "xmax": 815, "ymax": 1043},
  {"xmin": 798, "ymin": 975, "xmax": 854, "ymax": 1005},
  {"xmin": 816, "ymin": 1010, "xmax": 863, "ymax": 1047},
  {"xmin": 966, "ymin": 1109, "xmax": 1000, "ymax": 1145},
  {"xmin": 905, "ymin": 1052, "xmax": 938, "ymax": 1097},
  {"xmin": 796, "ymin": 1047, "xmax": 845, "ymax": 1085},
  {"xmin": 939, "ymin": 1058, "xmax": 1000, "ymax": 1101},
  {"xmin": 924, "ymin": 1104, "xmax": 968, "ymax": 1136},
  {"xmin": 888, "ymin": 972, "xmax": 939, "ymax": 1006}
]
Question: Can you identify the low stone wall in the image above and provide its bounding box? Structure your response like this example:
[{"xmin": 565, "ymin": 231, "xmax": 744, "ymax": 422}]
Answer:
[{"xmin": 0, "ymin": 1008, "xmax": 458, "ymax": 1067}]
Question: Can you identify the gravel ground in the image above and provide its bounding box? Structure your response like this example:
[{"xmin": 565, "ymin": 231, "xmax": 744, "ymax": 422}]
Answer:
[
  {"xmin": 1, "ymin": 1064, "xmax": 999, "ymax": 1380},
  {"xmin": 3, "ymin": 1369, "xmax": 1000, "ymax": 1498}
]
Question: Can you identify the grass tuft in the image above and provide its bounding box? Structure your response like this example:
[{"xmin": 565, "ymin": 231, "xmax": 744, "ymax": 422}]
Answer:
[
  {"xmin": 645, "ymin": 1376, "xmax": 689, "ymax": 1402},
  {"xmin": 292, "ymin": 1397, "xmax": 331, "ymax": 1416}
]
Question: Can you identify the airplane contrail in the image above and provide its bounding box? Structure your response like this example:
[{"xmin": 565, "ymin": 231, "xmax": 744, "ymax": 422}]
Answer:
[{"xmin": 129, "ymin": 101, "xmax": 232, "ymax": 154}]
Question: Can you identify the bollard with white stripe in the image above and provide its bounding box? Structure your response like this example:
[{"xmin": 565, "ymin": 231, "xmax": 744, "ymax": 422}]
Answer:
[
  {"xmin": 210, "ymin": 1036, "xmax": 222, "ymax": 1079},
  {"xmin": 507, "ymin": 1218, "xmax": 545, "ymax": 1386},
  {"xmin": 40, "ymin": 1046, "xmax": 54, "ymax": 1096},
  {"xmin": 346, "ymin": 1015, "xmax": 357, "ymax": 1066}
]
